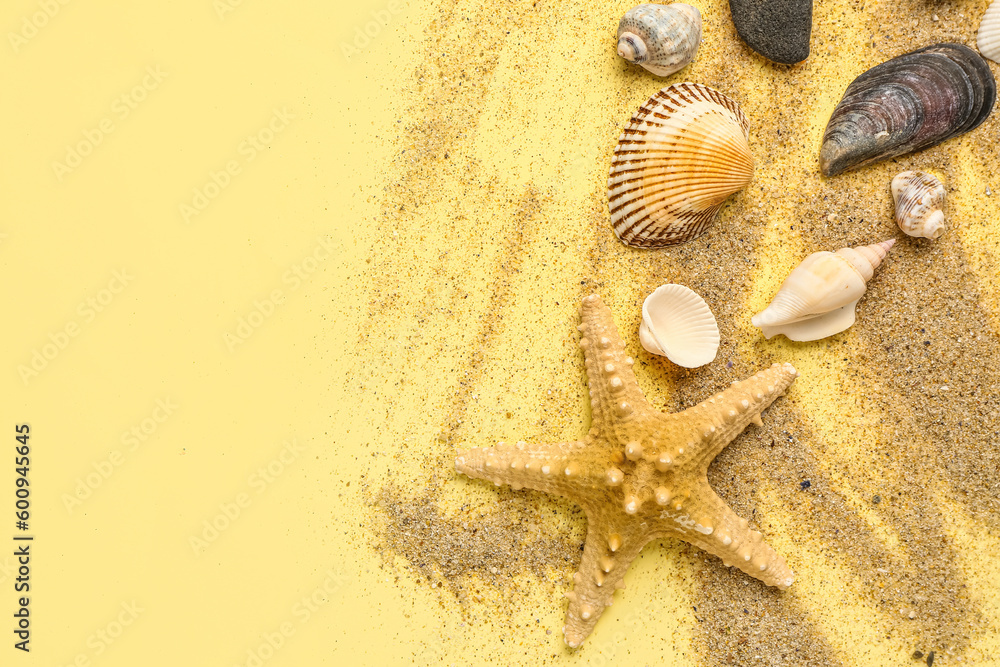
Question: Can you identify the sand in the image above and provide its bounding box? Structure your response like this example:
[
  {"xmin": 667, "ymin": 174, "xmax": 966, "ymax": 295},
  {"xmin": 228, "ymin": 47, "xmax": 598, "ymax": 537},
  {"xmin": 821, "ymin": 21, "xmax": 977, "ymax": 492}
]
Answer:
[{"xmin": 358, "ymin": 0, "xmax": 1000, "ymax": 663}]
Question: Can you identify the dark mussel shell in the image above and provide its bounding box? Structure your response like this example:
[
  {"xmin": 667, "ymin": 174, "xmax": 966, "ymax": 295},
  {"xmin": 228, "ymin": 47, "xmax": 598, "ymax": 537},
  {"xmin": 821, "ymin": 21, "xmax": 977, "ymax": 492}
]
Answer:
[{"xmin": 819, "ymin": 43, "xmax": 996, "ymax": 177}]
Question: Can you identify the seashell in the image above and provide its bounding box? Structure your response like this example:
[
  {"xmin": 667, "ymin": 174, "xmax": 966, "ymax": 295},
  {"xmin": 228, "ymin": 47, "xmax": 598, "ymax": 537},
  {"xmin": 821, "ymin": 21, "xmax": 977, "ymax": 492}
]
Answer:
[
  {"xmin": 891, "ymin": 171, "xmax": 946, "ymax": 240},
  {"xmin": 979, "ymin": 0, "xmax": 1000, "ymax": 65},
  {"xmin": 751, "ymin": 240, "xmax": 895, "ymax": 341},
  {"xmin": 608, "ymin": 83, "xmax": 754, "ymax": 248},
  {"xmin": 819, "ymin": 44, "xmax": 996, "ymax": 177},
  {"xmin": 639, "ymin": 284, "xmax": 720, "ymax": 367},
  {"xmin": 616, "ymin": 3, "xmax": 702, "ymax": 77}
]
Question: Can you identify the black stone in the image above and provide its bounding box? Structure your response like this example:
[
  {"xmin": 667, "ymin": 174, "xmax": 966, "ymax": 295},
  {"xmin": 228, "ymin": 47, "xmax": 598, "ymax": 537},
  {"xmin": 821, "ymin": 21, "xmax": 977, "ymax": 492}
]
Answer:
[{"xmin": 729, "ymin": 0, "xmax": 812, "ymax": 65}]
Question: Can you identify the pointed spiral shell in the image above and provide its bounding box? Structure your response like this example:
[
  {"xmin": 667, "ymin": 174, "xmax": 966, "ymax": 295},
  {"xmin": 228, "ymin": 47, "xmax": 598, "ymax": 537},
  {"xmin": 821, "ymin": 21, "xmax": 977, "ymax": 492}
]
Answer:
[
  {"xmin": 616, "ymin": 4, "xmax": 702, "ymax": 77},
  {"xmin": 608, "ymin": 83, "xmax": 753, "ymax": 248},
  {"xmin": 891, "ymin": 171, "xmax": 945, "ymax": 240},
  {"xmin": 751, "ymin": 240, "xmax": 895, "ymax": 341}
]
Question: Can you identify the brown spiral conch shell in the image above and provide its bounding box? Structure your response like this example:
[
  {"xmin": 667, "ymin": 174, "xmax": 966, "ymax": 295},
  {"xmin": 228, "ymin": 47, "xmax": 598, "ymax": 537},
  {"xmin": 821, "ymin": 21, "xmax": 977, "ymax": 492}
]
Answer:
[
  {"xmin": 616, "ymin": 3, "xmax": 702, "ymax": 77},
  {"xmin": 891, "ymin": 171, "xmax": 946, "ymax": 240},
  {"xmin": 608, "ymin": 82, "xmax": 754, "ymax": 248},
  {"xmin": 819, "ymin": 44, "xmax": 996, "ymax": 177},
  {"xmin": 751, "ymin": 240, "xmax": 895, "ymax": 341}
]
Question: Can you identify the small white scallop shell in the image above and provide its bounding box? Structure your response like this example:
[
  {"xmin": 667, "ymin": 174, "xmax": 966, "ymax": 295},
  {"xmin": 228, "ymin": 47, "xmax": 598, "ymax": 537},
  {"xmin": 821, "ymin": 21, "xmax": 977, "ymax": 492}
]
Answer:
[
  {"xmin": 639, "ymin": 284, "xmax": 720, "ymax": 367},
  {"xmin": 617, "ymin": 3, "xmax": 702, "ymax": 77},
  {"xmin": 891, "ymin": 171, "xmax": 945, "ymax": 240},
  {"xmin": 979, "ymin": 0, "xmax": 1000, "ymax": 64},
  {"xmin": 751, "ymin": 240, "xmax": 895, "ymax": 341}
]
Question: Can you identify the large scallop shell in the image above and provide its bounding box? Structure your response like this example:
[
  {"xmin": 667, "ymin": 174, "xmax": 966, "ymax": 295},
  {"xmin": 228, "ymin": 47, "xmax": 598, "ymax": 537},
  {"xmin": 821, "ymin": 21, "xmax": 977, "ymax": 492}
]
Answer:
[
  {"xmin": 891, "ymin": 171, "xmax": 945, "ymax": 240},
  {"xmin": 979, "ymin": 0, "xmax": 1000, "ymax": 65},
  {"xmin": 608, "ymin": 83, "xmax": 754, "ymax": 248},
  {"xmin": 751, "ymin": 240, "xmax": 895, "ymax": 341},
  {"xmin": 617, "ymin": 3, "xmax": 702, "ymax": 77},
  {"xmin": 639, "ymin": 284, "xmax": 720, "ymax": 367},
  {"xmin": 819, "ymin": 44, "xmax": 996, "ymax": 177}
]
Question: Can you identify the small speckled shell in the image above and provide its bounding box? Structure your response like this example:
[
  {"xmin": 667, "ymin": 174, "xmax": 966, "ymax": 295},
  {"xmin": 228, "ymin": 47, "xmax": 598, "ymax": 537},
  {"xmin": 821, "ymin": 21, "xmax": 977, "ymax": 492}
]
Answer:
[
  {"xmin": 979, "ymin": 0, "xmax": 1000, "ymax": 64},
  {"xmin": 751, "ymin": 240, "xmax": 895, "ymax": 341},
  {"xmin": 891, "ymin": 171, "xmax": 946, "ymax": 240},
  {"xmin": 639, "ymin": 284, "xmax": 720, "ymax": 367},
  {"xmin": 616, "ymin": 3, "xmax": 702, "ymax": 77},
  {"xmin": 608, "ymin": 83, "xmax": 754, "ymax": 248}
]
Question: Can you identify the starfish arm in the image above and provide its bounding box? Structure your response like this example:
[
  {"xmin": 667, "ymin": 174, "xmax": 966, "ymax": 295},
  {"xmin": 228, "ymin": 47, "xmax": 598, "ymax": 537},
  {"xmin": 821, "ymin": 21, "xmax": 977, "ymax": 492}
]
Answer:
[
  {"xmin": 455, "ymin": 441, "xmax": 601, "ymax": 496},
  {"xmin": 674, "ymin": 362, "xmax": 799, "ymax": 470},
  {"xmin": 562, "ymin": 513, "xmax": 650, "ymax": 649},
  {"xmin": 577, "ymin": 295, "xmax": 650, "ymax": 432},
  {"xmin": 659, "ymin": 483, "xmax": 795, "ymax": 589}
]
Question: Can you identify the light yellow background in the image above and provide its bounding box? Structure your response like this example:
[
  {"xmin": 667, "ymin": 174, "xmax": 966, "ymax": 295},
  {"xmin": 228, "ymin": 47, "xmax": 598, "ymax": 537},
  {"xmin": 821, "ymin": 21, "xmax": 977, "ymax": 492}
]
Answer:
[{"xmin": 2, "ymin": 0, "xmax": 999, "ymax": 665}]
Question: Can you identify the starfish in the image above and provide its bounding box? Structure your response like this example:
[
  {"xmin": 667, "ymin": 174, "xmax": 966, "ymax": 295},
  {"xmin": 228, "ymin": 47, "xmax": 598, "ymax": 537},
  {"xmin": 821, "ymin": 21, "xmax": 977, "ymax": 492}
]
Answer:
[{"xmin": 455, "ymin": 294, "xmax": 799, "ymax": 647}]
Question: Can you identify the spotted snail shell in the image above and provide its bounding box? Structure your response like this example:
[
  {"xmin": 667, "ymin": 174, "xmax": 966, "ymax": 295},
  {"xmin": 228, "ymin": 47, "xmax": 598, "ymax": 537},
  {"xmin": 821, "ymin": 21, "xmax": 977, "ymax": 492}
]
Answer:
[
  {"xmin": 980, "ymin": 0, "xmax": 1000, "ymax": 65},
  {"xmin": 891, "ymin": 171, "xmax": 945, "ymax": 240},
  {"xmin": 616, "ymin": 3, "xmax": 702, "ymax": 77},
  {"xmin": 819, "ymin": 44, "xmax": 996, "ymax": 177},
  {"xmin": 751, "ymin": 240, "xmax": 895, "ymax": 341},
  {"xmin": 638, "ymin": 284, "xmax": 720, "ymax": 367},
  {"xmin": 608, "ymin": 83, "xmax": 754, "ymax": 248}
]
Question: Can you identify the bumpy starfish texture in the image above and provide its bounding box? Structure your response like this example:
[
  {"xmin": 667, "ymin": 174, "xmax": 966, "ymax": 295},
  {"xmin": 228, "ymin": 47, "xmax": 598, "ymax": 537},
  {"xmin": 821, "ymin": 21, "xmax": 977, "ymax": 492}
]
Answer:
[{"xmin": 455, "ymin": 294, "xmax": 799, "ymax": 648}]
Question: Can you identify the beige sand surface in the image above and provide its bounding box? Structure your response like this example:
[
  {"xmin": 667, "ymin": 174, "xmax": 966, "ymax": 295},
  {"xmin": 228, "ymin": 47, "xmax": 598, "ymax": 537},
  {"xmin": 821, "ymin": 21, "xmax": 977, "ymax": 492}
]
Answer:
[{"xmin": 354, "ymin": 0, "xmax": 1000, "ymax": 663}]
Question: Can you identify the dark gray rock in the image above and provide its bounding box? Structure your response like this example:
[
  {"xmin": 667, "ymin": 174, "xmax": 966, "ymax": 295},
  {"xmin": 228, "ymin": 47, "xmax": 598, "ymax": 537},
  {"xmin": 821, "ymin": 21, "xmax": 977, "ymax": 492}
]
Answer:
[{"xmin": 728, "ymin": 0, "xmax": 811, "ymax": 65}]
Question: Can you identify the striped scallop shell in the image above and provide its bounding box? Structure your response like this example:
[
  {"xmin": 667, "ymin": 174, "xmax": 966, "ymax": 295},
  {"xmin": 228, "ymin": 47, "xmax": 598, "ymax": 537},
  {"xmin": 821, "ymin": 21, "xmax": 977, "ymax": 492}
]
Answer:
[
  {"xmin": 608, "ymin": 83, "xmax": 754, "ymax": 248},
  {"xmin": 980, "ymin": 0, "xmax": 1000, "ymax": 64},
  {"xmin": 891, "ymin": 170, "xmax": 945, "ymax": 240},
  {"xmin": 639, "ymin": 284, "xmax": 720, "ymax": 367}
]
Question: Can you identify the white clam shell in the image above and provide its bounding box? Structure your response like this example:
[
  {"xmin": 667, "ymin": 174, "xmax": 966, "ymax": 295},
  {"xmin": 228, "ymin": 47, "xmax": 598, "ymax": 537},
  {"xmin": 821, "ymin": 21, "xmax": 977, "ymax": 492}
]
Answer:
[
  {"xmin": 639, "ymin": 284, "xmax": 720, "ymax": 367},
  {"xmin": 979, "ymin": 0, "xmax": 1000, "ymax": 64},
  {"xmin": 608, "ymin": 83, "xmax": 754, "ymax": 248},
  {"xmin": 751, "ymin": 240, "xmax": 895, "ymax": 341},
  {"xmin": 891, "ymin": 170, "xmax": 945, "ymax": 240},
  {"xmin": 616, "ymin": 3, "xmax": 702, "ymax": 77}
]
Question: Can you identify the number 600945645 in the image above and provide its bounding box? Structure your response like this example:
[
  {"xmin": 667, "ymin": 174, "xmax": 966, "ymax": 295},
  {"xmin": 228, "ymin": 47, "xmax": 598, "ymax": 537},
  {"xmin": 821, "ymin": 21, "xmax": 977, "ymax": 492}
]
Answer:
[{"xmin": 15, "ymin": 425, "xmax": 30, "ymax": 525}]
